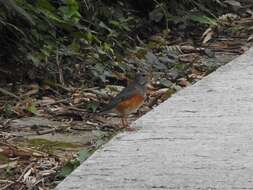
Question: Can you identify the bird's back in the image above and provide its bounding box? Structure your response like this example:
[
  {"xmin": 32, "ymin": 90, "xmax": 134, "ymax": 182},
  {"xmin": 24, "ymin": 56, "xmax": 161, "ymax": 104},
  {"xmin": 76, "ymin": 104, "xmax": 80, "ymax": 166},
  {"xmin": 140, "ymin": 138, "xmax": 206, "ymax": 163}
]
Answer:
[{"xmin": 100, "ymin": 80, "xmax": 146, "ymax": 114}]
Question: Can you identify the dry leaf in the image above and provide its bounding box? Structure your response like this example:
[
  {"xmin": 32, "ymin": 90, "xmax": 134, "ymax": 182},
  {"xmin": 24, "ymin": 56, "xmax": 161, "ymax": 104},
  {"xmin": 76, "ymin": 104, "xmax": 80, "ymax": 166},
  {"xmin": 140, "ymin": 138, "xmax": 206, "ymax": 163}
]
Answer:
[
  {"xmin": 177, "ymin": 78, "xmax": 190, "ymax": 87},
  {"xmin": 149, "ymin": 88, "xmax": 170, "ymax": 97},
  {"xmin": 23, "ymin": 168, "xmax": 33, "ymax": 182},
  {"xmin": 39, "ymin": 97, "xmax": 56, "ymax": 105},
  {"xmin": 247, "ymin": 34, "xmax": 253, "ymax": 42},
  {"xmin": 201, "ymin": 27, "xmax": 214, "ymax": 44},
  {"xmin": 23, "ymin": 84, "xmax": 40, "ymax": 97}
]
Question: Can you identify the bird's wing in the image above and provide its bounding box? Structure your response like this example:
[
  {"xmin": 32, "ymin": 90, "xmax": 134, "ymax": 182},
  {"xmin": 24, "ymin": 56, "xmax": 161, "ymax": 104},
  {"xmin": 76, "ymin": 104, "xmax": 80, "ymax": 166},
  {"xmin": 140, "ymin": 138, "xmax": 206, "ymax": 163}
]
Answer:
[{"xmin": 100, "ymin": 85, "xmax": 137, "ymax": 113}]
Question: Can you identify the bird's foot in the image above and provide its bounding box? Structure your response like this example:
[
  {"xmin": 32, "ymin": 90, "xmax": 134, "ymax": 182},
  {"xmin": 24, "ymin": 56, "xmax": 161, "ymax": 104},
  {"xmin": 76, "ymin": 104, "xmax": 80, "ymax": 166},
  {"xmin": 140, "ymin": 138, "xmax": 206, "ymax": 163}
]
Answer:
[
  {"xmin": 118, "ymin": 125, "xmax": 137, "ymax": 131},
  {"xmin": 124, "ymin": 126, "xmax": 138, "ymax": 132}
]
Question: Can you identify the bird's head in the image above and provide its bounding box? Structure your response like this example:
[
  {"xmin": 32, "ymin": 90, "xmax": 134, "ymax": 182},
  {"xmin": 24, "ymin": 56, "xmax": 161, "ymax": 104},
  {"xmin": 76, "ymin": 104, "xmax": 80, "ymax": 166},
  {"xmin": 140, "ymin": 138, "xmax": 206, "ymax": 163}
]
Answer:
[{"xmin": 135, "ymin": 73, "xmax": 149, "ymax": 86}]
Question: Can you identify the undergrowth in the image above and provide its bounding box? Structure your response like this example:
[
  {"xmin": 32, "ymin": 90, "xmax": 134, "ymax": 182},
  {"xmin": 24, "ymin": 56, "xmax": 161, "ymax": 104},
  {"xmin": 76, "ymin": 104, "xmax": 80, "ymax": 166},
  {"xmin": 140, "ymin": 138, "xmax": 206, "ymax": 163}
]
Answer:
[{"xmin": 0, "ymin": 0, "xmax": 237, "ymax": 85}]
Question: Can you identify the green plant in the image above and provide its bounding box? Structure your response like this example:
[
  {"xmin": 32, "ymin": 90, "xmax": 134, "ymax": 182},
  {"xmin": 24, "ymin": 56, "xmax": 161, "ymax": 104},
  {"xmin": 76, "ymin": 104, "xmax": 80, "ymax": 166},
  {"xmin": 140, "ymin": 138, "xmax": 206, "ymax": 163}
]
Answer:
[
  {"xmin": 190, "ymin": 15, "xmax": 217, "ymax": 26},
  {"xmin": 0, "ymin": 0, "xmax": 229, "ymax": 85},
  {"xmin": 57, "ymin": 148, "xmax": 93, "ymax": 178}
]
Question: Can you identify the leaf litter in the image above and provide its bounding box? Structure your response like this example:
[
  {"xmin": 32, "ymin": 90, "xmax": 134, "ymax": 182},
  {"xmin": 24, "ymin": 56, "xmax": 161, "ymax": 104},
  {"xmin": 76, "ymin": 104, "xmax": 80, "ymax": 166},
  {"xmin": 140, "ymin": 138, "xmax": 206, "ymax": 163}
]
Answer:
[{"xmin": 0, "ymin": 13, "xmax": 253, "ymax": 190}]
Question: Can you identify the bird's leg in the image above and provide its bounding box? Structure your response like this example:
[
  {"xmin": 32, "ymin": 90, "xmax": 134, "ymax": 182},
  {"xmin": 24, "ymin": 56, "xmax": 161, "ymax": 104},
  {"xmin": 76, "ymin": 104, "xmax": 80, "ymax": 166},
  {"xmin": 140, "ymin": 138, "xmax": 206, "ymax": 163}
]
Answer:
[
  {"xmin": 120, "ymin": 115, "xmax": 136, "ymax": 131},
  {"xmin": 121, "ymin": 116, "xmax": 126, "ymax": 129},
  {"xmin": 124, "ymin": 117, "xmax": 129, "ymax": 128},
  {"xmin": 124, "ymin": 116, "xmax": 137, "ymax": 131}
]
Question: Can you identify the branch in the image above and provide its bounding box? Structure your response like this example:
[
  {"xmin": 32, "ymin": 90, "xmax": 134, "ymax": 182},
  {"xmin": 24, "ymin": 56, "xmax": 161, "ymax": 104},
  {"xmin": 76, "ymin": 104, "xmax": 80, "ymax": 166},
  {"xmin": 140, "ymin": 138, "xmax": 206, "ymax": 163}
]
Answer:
[{"xmin": 0, "ymin": 87, "xmax": 21, "ymax": 100}]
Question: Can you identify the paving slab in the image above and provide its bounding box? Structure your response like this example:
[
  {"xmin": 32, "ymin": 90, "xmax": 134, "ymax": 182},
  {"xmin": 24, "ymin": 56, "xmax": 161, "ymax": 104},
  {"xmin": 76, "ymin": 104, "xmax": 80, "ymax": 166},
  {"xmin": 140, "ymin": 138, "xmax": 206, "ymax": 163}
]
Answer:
[{"xmin": 56, "ymin": 48, "xmax": 253, "ymax": 190}]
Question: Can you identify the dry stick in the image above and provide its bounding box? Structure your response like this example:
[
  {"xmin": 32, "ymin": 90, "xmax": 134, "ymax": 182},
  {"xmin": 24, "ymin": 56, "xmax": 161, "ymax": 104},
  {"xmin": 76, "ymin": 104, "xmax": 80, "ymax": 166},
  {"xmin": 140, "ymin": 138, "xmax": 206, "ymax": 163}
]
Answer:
[
  {"xmin": 66, "ymin": 106, "xmax": 88, "ymax": 112},
  {"xmin": 0, "ymin": 163, "xmax": 32, "ymax": 189},
  {"xmin": 39, "ymin": 98, "xmax": 70, "ymax": 106},
  {"xmin": 18, "ymin": 185, "xmax": 25, "ymax": 190},
  {"xmin": 32, "ymin": 178, "xmax": 46, "ymax": 189},
  {"xmin": 11, "ymin": 163, "xmax": 35, "ymax": 190},
  {"xmin": 0, "ymin": 141, "xmax": 45, "ymax": 157},
  {"xmin": 36, "ymin": 128, "xmax": 56, "ymax": 135},
  {"xmin": 56, "ymin": 47, "xmax": 65, "ymax": 86},
  {"xmin": 0, "ymin": 68, "xmax": 11, "ymax": 75},
  {"xmin": 43, "ymin": 80, "xmax": 71, "ymax": 92},
  {"xmin": 17, "ymin": 163, "xmax": 34, "ymax": 182},
  {"xmin": 0, "ymin": 181, "xmax": 15, "ymax": 190},
  {"xmin": 0, "ymin": 87, "xmax": 20, "ymax": 100},
  {"xmin": 0, "ymin": 180, "xmax": 14, "ymax": 184}
]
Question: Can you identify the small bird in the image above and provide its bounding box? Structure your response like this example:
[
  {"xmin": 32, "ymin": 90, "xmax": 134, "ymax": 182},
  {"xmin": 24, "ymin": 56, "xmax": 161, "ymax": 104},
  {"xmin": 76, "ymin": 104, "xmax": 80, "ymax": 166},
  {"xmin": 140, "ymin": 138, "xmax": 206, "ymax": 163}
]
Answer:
[{"xmin": 101, "ymin": 73, "xmax": 149, "ymax": 130}]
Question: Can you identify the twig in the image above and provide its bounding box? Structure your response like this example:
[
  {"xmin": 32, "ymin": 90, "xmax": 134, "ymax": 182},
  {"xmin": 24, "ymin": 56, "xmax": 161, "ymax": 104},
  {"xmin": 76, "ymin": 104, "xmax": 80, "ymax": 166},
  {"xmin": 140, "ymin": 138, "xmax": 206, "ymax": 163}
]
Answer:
[
  {"xmin": 66, "ymin": 106, "xmax": 88, "ymax": 112},
  {"xmin": 86, "ymin": 89, "xmax": 110, "ymax": 99},
  {"xmin": 56, "ymin": 47, "xmax": 65, "ymax": 86},
  {"xmin": 0, "ymin": 68, "xmax": 11, "ymax": 75},
  {"xmin": 71, "ymin": 125, "xmax": 94, "ymax": 131},
  {"xmin": 0, "ymin": 87, "xmax": 20, "ymax": 100},
  {"xmin": 17, "ymin": 185, "xmax": 25, "ymax": 190},
  {"xmin": 0, "ymin": 100, "xmax": 16, "ymax": 104},
  {"xmin": 17, "ymin": 163, "xmax": 34, "ymax": 182},
  {"xmin": 0, "ymin": 141, "xmax": 45, "ymax": 157},
  {"xmin": 56, "ymin": 111, "xmax": 83, "ymax": 120},
  {"xmin": 0, "ymin": 181, "xmax": 15, "ymax": 190},
  {"xmin": 0, "ymin": 180, "xmax": 15, "ymax": 183},
  {"xmin": 39, "ymin": 98, "xmax": 70, "ymax": 106},
  {"xmin": 81, "ymin": 87, "xmax": 99, "ymax": 91},
  {"xmin": 36, "ymin": 128, "xmax": 56, "ymax": 135},
  {"xmin": 43, "ymin": 80, "xmax": 71, "ymax": 92}
]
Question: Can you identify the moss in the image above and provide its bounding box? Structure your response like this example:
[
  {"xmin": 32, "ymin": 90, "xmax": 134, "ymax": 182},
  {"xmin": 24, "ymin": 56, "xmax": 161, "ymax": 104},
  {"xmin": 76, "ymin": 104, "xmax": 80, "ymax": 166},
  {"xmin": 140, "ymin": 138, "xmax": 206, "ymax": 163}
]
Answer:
[{"xmin": 27, "ymin": 138, "xmax": 82, "ymax": 154}]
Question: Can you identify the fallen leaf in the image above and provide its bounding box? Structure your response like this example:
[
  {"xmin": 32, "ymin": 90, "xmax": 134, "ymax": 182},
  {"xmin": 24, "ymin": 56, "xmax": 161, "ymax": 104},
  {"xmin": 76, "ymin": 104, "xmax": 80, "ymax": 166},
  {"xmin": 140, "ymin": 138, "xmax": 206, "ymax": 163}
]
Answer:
[
  {"xmin": 149, "ymin": 88, "xmax": 170, "ymax": 97},
  {"xmin": 23, "ymin": 168, "xmax": 33, "ymax": 182},
  {"xmin": 177, "ymin": 78, "xmax": 190, "ymax": 87},
  {"xmin": 202, "ymin": 27, "xmax": 214, "ymax": 44},
  {"xmin": 247, "ymin": 34, "xmax": 253, "ymax": 42},
  {"xmin": 22, "ymin": 84, "xmax": 39, "ymax": 97},
  {"xmin": 224, "ymin": 0, "xmax": 242, "ymax": 10}
]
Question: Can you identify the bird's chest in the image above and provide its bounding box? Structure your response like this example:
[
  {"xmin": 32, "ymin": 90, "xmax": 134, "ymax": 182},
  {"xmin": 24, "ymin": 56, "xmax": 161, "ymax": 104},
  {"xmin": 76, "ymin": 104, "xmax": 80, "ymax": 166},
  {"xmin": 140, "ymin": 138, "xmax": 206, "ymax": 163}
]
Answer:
[{"xmin": 115, "ymin": 94, "xmax": 145, "ymax": 115}]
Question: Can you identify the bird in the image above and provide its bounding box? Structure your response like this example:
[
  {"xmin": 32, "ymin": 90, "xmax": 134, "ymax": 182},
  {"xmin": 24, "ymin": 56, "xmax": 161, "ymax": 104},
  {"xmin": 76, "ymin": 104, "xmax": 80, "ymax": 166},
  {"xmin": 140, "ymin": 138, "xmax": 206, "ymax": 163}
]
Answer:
[{"xmin": 101, "ymin": 73, "xmax": 149, "ymax": 130}]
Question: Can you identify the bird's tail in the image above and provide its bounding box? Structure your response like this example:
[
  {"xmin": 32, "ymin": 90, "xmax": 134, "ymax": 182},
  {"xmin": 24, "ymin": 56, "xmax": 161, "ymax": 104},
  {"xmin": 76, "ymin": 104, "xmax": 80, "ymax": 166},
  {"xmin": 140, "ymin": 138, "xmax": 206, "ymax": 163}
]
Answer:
[{"xmin": 98, "ymin": 106, "xmax": 112, "ymax": 114}]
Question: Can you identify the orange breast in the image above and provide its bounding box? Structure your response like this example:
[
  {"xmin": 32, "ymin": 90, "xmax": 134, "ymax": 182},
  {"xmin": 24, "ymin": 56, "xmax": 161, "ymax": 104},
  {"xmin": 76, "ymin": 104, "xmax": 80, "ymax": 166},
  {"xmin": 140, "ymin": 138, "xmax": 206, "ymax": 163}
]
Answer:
[{"xmin": 116, "ymin": 94, "xmax": 144, "ymax": 115}]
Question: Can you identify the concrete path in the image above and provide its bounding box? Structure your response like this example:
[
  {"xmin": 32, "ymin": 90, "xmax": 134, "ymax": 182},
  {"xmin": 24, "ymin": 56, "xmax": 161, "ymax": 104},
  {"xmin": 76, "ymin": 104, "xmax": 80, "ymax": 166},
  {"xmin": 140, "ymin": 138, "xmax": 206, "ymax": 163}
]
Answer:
[{"xmin": 56, "ymin": 48, "xmax": 253, "ymax": 190}]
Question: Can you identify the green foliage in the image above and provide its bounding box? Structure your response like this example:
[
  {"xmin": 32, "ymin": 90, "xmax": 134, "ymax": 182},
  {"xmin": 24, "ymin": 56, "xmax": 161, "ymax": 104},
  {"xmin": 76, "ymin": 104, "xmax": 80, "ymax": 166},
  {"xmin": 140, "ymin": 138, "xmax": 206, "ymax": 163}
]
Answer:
[
  {"xmin": 190, "ymin": 15, "xmax": 217, "ymax": 26},
  {"xmin": 78, "ymin": 149, "xmax": 93, "ymax": 162},
  {"xmin": 26, "ymin": 102, "xmax": 37, "ymax": 115},
  {"xmin": 57, "ymin": 159, "xmax": 80, "ymax": 178},
  {"xmin": 4, "ymin": 164, "xmax": 13, "ymax": 177},
  {"xmin": 0, "ymin": 0, "xmax": 227, "ymax": 84},
  {"xmin": 57, "ymin": 148, "xmax": 93, "ymax": 178},
  {"xmin": 86, "ymin": 102, "xmax": 99, "ymax": 113},
  {"xmin": 0, "ymin": 0, "xmax": 143, "ymax": 83},
  {"xmin": 56, "ymin": 130, "xmax": 114, "ymax": 178},
  {"xmin": 0, "ymin": 0, "xmax": 80, "ymax": 64},
  {"xmin": 3, "ymin": 104, "xmax": 13, "ymax": 117}
]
